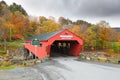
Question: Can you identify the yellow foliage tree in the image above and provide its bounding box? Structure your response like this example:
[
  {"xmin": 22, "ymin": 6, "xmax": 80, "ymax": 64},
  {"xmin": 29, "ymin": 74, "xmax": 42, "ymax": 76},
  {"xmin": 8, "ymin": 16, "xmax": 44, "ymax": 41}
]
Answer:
[
  {"xmin": 42, "ymin": 20, "xmax": 61, "ymax": 33},
  {"xmin": 69, "ymin": 25, "xmax": 81, "ymax": 37}
]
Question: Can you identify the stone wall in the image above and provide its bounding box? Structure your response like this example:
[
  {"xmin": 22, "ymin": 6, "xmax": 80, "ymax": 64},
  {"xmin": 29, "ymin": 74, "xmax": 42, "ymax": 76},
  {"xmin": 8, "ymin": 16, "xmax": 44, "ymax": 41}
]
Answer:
[{"xmin": 7, "ymin": 47, "xmax": 25, "ymax": 60}]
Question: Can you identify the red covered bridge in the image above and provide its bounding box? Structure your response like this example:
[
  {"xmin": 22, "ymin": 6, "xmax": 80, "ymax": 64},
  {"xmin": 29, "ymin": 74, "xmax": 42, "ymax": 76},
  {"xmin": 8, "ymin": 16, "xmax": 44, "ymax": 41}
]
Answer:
[{"xmin": 24, "ymin": 29, "xmax": 83, "ymax": 59}]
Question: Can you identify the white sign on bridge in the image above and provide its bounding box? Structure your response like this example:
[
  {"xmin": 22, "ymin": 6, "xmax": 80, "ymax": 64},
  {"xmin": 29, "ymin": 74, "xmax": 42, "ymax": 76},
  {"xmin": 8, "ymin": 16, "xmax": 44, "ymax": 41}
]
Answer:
[{"xmin": 60, "ymin": 35, "xmax": 73, "ymax": 39}]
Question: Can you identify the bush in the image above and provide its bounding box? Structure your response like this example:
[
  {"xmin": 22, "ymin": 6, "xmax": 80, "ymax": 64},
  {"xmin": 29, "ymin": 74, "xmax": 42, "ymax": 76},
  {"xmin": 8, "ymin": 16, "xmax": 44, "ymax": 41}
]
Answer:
[
  {"xmin": 110, "ymin": 42, "xmax": 120, "ymax": 53},
  {"xmin": 0, "ymin": 50, "xmax": 6, "ymax": 56},
  {"xmin": 1, "ymin": 61, "xmax": 12, "ymax": 66}
]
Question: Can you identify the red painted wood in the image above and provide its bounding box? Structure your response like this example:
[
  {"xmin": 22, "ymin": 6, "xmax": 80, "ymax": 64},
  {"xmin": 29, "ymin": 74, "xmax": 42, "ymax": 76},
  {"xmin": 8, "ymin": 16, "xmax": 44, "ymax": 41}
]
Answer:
[{"xmin": 24, "ymin": 29, "xmax": 83, "ymax": 58}]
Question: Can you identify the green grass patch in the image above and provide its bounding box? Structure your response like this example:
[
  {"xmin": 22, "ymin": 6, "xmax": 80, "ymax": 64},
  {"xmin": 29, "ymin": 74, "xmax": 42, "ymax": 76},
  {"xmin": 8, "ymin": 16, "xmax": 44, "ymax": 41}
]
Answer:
[
  {"xmin": 0, "ymin": 40, "xmax": 24, "ymax": 56},
  {"xmin": 0, "ymin": 65, "xmax": 17, "ymax": 70},
  {"xmin": 0, "ymin": 40, "xmax": 23, "ymax": 49},
  {"xmin": 7, "ymin": 40, "xmax": 24, "ymax": 48}
]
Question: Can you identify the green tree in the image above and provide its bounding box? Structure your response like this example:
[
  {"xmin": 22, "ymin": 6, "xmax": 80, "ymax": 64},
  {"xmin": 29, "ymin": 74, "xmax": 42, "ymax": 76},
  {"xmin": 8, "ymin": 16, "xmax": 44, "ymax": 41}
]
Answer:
[
  {"xmin": 9, "ymin": 3, "xmax": 27, "ymax": 16},
  {"xmin": 85, "ymin": 25, "xmax": 97, "ymax": 50}
]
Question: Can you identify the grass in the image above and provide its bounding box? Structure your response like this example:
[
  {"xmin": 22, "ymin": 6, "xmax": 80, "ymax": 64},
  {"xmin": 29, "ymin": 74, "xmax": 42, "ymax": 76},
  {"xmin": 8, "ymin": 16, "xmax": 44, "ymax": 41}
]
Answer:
[
  {"xmin": 7, "ymin": 40, "xmax": 24, "ymax": 48},
  {"xmin": 0, "ymin": 40, "xmax": 24, "ymax": 55},
  {"xmin": 0, "ymin": 65, "xmax": 17, "ymax": 70},
  {"xmin": 0, "ymin": 64, "xmax": 26, "ymax": 70}
]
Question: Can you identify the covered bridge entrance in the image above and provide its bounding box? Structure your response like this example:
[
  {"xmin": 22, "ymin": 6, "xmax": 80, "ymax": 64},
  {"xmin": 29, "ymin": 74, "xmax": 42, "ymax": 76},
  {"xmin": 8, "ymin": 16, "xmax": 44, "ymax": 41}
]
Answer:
[{"xmin": 24, "ymin": 29, "xmax": 83, "ymax": 59}]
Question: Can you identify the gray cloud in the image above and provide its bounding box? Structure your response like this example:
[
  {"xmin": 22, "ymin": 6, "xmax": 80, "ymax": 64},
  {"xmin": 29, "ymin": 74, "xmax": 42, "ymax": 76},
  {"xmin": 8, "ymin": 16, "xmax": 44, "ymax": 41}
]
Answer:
[
  {"xmin": 16, "ymin": 0, "xmax": 120, "ymax": 17},
  {"xmin": 78, "ymin": 0, "xmax": 120, "ymax": 17},
  {"xmin": 2, "ymin": 0, "xmax": 120, "ymax": 27}
]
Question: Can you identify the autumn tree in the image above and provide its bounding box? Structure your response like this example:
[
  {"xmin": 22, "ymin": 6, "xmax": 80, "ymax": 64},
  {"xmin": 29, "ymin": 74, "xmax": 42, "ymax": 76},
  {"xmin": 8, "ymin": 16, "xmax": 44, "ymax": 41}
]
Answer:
[
  {"xmin": 109, "ymin": 29, "xmax": 119, "ymax": 42},
  {"xmin": 0, "ymin": 1, "xmax": 10, "ymax": 51},
  {"xmin": 0, "ymin": 1, "xmax": 8, "ymax": 16},
  {"xmin": 58, "ymin": 17, "xmax": 72, "ymax": 26},
  {"xmin": 9, "ymin": 3, "xmax": 27, "ymax": 16},
  {"xmin": 58, "ymin": 17, "xmax": 67, "ymax": 26},
  {"xmin": 69, "ymin": 25, "xmax": 81, "ymax": 36},
  {"xmin": 29, "ymin": 16, "xmax": 46, "ymax": 35},
  {"xmin": 85, "ymin": 25, "xmax": 97, "ymax": 50},
  {"xmin": 0, "ymin": 2, "xmax": 12, "ymax": 41},
  {"xmin": 0, "ymin": 1, "xmax": 30, "ymax": 40},
  {"xmin": 39, "ymin": 16, "xmax": 47, "ymax": 24},
  {"xmin": 73, "ymin": 20, "xmax": 91, "ymax": 33},
  {"xmin": 7, "ymin": 11, "xmax": 30, "ymax": 39},
  {"xmin": 42, "ymin": 20, "xmax": 61, "ymax": 33},
  {"xmin": 96, "ymin": 21, "xmax": 111, "ymax": 50}
]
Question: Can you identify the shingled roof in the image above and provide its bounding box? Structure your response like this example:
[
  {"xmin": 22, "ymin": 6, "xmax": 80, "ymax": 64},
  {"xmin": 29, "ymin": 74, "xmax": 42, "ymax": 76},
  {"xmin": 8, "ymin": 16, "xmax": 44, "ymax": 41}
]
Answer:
[{"xmin": 27, "ymin": 30, "xmax": 64, "ymax": 41}]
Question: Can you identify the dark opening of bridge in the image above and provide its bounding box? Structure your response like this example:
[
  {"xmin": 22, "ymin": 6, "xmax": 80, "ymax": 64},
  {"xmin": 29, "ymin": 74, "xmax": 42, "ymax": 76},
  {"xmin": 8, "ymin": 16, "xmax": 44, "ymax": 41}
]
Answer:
[{"xmin": 50, "ymin": 40, "xmax": 79, "ymax": 57}]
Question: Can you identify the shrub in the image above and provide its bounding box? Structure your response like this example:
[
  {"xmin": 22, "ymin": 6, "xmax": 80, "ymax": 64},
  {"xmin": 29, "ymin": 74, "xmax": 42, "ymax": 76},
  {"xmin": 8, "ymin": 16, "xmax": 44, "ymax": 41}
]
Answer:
[
  {"xmin": 110, "ymin": 42, "xmax": 120, "ymax": 53},
  {"xmin": 1, "ymin": 61, "xmax": 12, "ymax": 66}
]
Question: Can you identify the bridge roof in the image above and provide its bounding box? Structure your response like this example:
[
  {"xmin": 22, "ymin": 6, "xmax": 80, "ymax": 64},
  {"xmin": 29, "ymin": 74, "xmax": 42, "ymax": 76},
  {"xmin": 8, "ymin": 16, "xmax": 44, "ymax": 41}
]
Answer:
[{"xmin": 27, "ymin": 30, "xmax": 64, "ymax": 41}]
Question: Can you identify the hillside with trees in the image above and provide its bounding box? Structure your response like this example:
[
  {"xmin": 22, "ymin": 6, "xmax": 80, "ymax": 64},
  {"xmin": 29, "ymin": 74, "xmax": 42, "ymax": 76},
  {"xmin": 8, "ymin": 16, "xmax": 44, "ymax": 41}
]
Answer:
[{"xmin": 0, "ymin": 1, "xmax": 120, "ymax": 56}]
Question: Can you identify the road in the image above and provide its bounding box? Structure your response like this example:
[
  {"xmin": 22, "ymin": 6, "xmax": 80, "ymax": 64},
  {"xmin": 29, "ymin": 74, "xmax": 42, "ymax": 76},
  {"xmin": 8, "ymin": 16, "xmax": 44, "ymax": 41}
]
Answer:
[{"xmin": 0, "ymin": 57, "xmax": 120, "ymax": 80}]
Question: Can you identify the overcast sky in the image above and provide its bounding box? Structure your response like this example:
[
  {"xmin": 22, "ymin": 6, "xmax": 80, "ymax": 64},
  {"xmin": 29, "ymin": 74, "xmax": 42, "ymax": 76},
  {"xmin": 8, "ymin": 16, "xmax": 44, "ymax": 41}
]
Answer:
[{"xmin": 1, "ymin": 0, "xmax": 120, "ymax": 27}]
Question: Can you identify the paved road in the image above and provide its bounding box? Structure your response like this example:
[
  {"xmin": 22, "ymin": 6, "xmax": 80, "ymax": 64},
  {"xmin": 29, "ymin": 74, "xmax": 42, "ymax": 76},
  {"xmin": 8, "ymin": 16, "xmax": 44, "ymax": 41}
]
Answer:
[{"xmin": 0, "ymin": 57, "xmax": 120, "ymax": 80}]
